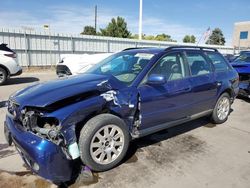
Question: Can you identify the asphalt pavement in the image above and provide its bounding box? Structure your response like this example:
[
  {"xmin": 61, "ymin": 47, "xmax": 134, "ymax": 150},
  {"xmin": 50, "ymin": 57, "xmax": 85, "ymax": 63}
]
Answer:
[{"xmin": 0, "ymin": 71, "xmax": 249, "ymax": 188}]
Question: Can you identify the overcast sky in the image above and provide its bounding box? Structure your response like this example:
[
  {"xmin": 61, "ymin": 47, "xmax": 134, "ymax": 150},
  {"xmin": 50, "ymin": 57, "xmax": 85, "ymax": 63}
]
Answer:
[{"xmin": 0, "ymin": 0, "xmax": 250, "ymax": 44}]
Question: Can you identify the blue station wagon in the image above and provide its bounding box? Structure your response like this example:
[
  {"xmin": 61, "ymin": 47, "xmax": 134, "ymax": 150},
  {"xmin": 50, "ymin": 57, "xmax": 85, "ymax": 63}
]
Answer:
[{"xmin": 4, "ymin": 46, "xmax": 239, "ymax": 183}]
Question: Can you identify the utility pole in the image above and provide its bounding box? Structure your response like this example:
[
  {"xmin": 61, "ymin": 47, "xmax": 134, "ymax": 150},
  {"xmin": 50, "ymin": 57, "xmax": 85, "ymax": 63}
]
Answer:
[
  {"xmin": 95, "ymin": 5, "xmax": 97, "ymax": 33},
  {"xmin": 138, "ymin": 0, "xmax": 143, "ymax": 40}
]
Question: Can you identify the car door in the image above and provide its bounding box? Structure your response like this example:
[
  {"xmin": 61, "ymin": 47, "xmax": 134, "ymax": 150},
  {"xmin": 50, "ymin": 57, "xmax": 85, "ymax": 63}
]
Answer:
[
  {"xmin": 184, "ymin": 50, "xmax": 217, "ymax": 115},
  {"xmin": 138, "ymin": 52, "xmax": 193, "ymax": 129}
]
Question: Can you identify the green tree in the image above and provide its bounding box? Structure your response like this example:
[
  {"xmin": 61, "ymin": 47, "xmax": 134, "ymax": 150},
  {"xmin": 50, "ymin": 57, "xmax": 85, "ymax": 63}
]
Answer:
[
  {"xmin": 155, "ymin": 33, "xmax": 172, "ymax": 41},
  {"xmin": 183, "ymin": 35, "xmax": 196, "ymax": 43},
  {"xmin": 81, "ymin": 26, "xmax": 96, "ymax": 35},
  {"xmin": 100, "ymin": 16, "xmax": 131, "ymax": 38},
  {"xmin": 144, "ymin": 35, "xmax": 155, "ymax": 40},
  {"xmin": 206, "ymin": 28, "xmax": 225, "ymax": 45}
]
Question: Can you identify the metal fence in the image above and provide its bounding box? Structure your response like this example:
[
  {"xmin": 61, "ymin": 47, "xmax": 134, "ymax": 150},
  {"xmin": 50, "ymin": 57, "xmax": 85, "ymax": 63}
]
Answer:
[{"xmin": 0, "ymin": 28, "xmax": 235, "ymax": 67}]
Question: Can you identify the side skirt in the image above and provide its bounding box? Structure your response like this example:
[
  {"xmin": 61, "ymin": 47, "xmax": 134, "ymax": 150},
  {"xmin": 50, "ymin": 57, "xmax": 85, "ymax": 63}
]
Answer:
[{"xmin": 131, "ymin": 109, "xmax": 213, "ymax": 139}]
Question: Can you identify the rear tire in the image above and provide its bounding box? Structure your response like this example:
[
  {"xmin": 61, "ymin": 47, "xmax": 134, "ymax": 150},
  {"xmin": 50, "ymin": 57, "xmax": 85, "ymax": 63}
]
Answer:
[
  {"xmin": 0, "ymin": 67, "xmax": 7, "ymax": 85},
  {"xmin": 211, "ymin": 93, "xmax": 231, "ymax": 124},
  {"xmin": 79, "ymin": 114, "xmax": 130, "ymax": 172}
]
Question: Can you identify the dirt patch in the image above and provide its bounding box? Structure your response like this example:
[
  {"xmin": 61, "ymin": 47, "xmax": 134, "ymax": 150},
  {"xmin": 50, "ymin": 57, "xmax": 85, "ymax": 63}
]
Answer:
[
  {"xmin": 0, "ymin": 171, "xmax": 53, "ymax": 188},
  {"xmin": 142, "ymin": 134, "xmax": 206, "ymax": 167}
]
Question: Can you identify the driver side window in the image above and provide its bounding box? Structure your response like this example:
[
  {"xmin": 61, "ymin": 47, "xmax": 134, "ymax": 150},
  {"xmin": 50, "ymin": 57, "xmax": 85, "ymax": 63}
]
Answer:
[{"xmin": 149, "ymin": 53, "xmax": 188, "ymax": 81}]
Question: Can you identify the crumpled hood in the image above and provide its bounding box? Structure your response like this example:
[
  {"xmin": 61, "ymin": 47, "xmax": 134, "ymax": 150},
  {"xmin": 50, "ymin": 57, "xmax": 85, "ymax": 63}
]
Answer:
[{"xmin": 10, "ymin": 74, "xmax": 124, "ymax": 108}]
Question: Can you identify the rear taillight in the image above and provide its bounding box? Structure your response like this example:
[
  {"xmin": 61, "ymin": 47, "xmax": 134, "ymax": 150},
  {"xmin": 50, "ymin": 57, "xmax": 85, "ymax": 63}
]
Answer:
[{"xmin": 4, "ymin": 53, "xmax": 17, "ymax": 58}]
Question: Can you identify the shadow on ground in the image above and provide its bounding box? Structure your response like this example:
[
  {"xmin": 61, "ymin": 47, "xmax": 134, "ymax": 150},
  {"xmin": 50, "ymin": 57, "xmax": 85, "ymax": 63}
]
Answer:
[
  {"xmin": 1, "ymin": 113, "xmax": 223, "ymax": 188},
  {"xmin": 237, "ymin": 96, "xmax": 250, "ymax": 103},
  {"xmin": 66, "ymin": 116, "xmax": 216, "ymax": 188},
  {"xmin": 123, "ymin": 116, "xmax": 213, "ymax": 163},
  {"xmin": 5, "ymin": 77, "xmax": 39, "ymax": 85},
  {"xmin": 0, "ymin": 101, "xmax": 7, "ymax": 108}
]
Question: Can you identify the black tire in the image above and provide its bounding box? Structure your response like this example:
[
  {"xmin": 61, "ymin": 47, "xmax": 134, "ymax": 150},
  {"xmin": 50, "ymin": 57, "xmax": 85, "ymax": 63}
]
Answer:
[
  {"xmin": 79, "ymin": 114, "xmax": 130, "ymax": 172},
  {"xmin": 0, "ymin": 67, "xmax": 7, "ymax": 85},
  {"xmin": 211, "ymin": 93, "xmax": 231, "ymax": 124}
]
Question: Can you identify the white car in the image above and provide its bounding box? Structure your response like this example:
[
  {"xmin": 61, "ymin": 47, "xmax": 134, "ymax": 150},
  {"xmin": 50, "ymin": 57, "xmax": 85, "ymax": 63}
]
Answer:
[
  {"xmin": 56, "ymin": 53, "xmax": 113, "ymax": 77},
  {"xmin": 0, "ymin": 43, "xmax": 22, "ymax": 85}
]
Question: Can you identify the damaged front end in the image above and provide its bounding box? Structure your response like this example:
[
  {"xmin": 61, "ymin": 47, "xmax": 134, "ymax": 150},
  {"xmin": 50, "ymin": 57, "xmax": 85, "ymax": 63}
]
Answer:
[
  {"xmin": 238, "ymin": 73, "xmax": 250, "ymax": 98},
  {"xmin": 4, "ymin": 74, "xmax": 141, "ymax": 183},
  {"xmin": 5, "ymin": 102, "xmax": 81, "ymax": 183}
]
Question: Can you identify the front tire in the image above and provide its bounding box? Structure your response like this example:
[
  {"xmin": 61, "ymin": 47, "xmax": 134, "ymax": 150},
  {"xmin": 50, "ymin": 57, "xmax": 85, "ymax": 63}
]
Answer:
[
  {"xmin": 211, "ymin": 93, "xmax": 231, "ymax": 124},
  {"xmin": 0, "ymin": 67, "xmax": 7, "ymax": 85},
  {"xmin": 79, "ymin": 114, "xmax": 130, "ymax": 172}
]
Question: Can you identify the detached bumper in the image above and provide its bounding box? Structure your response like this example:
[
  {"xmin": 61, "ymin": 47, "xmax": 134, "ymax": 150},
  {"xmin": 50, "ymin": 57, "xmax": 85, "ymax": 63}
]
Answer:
[{"xmin": 4, "ymin": 115, "xmax": 73, "ymax": 183}]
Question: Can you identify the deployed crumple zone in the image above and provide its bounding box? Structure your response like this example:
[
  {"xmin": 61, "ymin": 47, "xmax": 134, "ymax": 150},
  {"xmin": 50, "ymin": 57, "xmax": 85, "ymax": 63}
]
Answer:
[{"xmin": 4, "ymin": 46, "xmax": 239, "ymax": 184}]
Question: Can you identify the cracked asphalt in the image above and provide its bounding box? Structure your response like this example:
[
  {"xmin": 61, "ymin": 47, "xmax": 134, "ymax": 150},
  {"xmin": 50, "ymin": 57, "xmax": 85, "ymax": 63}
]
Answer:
[{"xmin": 0, "ymin": 71, "xmax": 250, "ymax": 188}]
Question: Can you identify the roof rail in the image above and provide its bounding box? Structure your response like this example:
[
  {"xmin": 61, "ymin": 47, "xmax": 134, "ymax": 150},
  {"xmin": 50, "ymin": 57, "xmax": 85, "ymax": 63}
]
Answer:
[
  {"xmin": 165, "ymin": 45, "xmax": 218, "ymax": 52},
  {"xmin": 122, "ymin": 47, "xmax": 151, "ymax": 51}
]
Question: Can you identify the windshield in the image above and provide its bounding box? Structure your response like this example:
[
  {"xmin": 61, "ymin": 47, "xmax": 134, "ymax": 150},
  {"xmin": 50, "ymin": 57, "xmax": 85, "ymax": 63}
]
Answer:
[
  {"xmin": 87, "ymin": 51, "xmax": 155, "ymax": 85},
  {"xmin": 234, "ymin": 53, "xmax": 250, "ymax": 63}
]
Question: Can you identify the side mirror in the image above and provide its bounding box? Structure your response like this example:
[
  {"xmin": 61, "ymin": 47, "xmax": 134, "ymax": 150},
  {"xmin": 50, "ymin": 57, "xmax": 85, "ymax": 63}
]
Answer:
[{"xmin": 147, "ymin": 74, "xmax": 166, "ymax": 85}]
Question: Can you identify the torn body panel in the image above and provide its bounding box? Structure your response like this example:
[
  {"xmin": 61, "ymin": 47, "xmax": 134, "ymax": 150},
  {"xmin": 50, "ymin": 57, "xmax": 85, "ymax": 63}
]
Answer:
[
  {"xmin": 99, "ymin": 86, "xmax": 140, "ymax": 133},
  {"xmin": 231, "ymin": 62, "xmax": 250, "ymax": 98},
  {"xmin": 238, "ymin": 73, "xmax": 250, "ymax": 98}
]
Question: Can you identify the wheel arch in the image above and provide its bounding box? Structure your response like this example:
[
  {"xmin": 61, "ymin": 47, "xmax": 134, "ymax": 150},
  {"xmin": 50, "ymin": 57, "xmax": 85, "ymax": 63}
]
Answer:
[
  {"xmin": 220, "ymin": 88, "xmax": 234, "ymax": 100},
  {"xmin": 74, "ymin": 109, "xmax": 125, "ymax": 142},
  {"xmin": 0, "ymin": 64, "xmax": 10, "ymax": 76}
]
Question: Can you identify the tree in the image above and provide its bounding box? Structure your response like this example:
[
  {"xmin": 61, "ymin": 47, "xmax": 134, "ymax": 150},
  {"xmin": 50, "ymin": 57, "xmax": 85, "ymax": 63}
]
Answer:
[
  {"xmin": 144, "ymin": 35, "xmax": 155, "ymax": 40},
  {"xmin": 183, "ymin": 35, "xmax": 196, "ymax": 43},
  {"xmin": 155, "ymin": 33, "xmax": 174, "ymax": 41},
  {"xmin": 100, "ymin": 16, "xmax": 131, "ymax": 38},
  {"xmin": 206, "ymin": 28, "xmax": 225, "ymax": 45},
  {"xmin": 81, "ymin": 26, "xmax": 96, "ymax": 35},
  {"xmin": 130, "ymin": 33, "xmax": 176, "ymax": 42}
]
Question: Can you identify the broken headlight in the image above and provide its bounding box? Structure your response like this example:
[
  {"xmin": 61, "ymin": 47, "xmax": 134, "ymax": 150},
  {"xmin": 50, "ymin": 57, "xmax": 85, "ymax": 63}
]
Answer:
[{"xmin": 20, "ymin": 109, "xmax": 64, "ymax": 145}]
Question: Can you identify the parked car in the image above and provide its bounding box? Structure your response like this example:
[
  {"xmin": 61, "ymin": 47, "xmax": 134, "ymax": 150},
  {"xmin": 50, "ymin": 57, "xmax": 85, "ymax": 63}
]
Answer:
[
  {"xmin": 0, "ymin": 43, "xmax": 22, "ymax": 85},
  {"xmin": 56, "ymin": 53, "xmax": 113, "ymax": 77},
  {"xmin": 223, "ymin": 53, "xmax": 236, "ymax": 63},
  {"xmin": 4, "ymin": 46, "xmax": 239, "ymax": 184},
  {"xmin": 231, "ymin": 52, "xmax": 250, "ymax": 98}
]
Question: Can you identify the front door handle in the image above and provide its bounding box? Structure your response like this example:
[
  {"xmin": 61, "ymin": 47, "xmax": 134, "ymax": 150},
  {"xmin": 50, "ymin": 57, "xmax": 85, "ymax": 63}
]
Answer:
[{"xmin": 216, "ymin": 81, "xmax": 222, "ymax": 87}]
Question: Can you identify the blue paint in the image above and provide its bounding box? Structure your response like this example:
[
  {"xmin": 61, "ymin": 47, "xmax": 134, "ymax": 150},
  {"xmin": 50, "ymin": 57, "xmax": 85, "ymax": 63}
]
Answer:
[{"xmin": 5, "ymin": 47, "xmax": 239, "ymax": 183}]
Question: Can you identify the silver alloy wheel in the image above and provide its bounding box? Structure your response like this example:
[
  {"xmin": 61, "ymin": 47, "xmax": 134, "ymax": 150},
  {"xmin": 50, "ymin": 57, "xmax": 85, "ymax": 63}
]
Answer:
[
  {"xmin": 217, "ymin": 97, "xmax": 230, "ymax": 120},
  {"xmin": 90, "ymin": 124, "xmax": 125, "ymax": 165},
  {"xmin": 0, "ymin": 70, "xmax": 4, "ymax": 83}
]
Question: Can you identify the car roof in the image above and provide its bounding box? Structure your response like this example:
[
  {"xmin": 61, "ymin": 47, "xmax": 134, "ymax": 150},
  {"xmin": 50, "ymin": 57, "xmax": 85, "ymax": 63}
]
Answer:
[
  {"xmin": 122, "ymin": 46, "xmax": 218, "ymax": 54},
  {"xmin": 122, "ymin": 47, "xmax": 165, "ymax": 54}
]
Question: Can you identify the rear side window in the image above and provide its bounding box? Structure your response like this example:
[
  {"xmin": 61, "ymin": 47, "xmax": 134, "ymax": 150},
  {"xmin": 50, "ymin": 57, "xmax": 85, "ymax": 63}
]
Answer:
[
  {"xmin": 185, "ymin": 51, "xmax": 211, "ymax": 76},
  {"xmin": 206, "ymin": 52, "xmax": 230, "ymax": 71},
  {"xmin": 0, "ymin": 43, "xmax": 14, "ymax": 53}
]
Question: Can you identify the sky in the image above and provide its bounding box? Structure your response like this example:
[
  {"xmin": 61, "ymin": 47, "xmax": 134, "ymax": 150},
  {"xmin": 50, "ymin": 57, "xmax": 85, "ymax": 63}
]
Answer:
[{"xmin": 0, "ymin": 0, "xmax": 250, "ymax": 44}]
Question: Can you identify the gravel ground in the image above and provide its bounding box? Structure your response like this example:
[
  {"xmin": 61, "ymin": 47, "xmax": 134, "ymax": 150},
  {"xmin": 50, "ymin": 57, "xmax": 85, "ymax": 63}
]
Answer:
[{"xmin": 0, "ymin": 71, "xmax": 249, "ymax": 188}]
